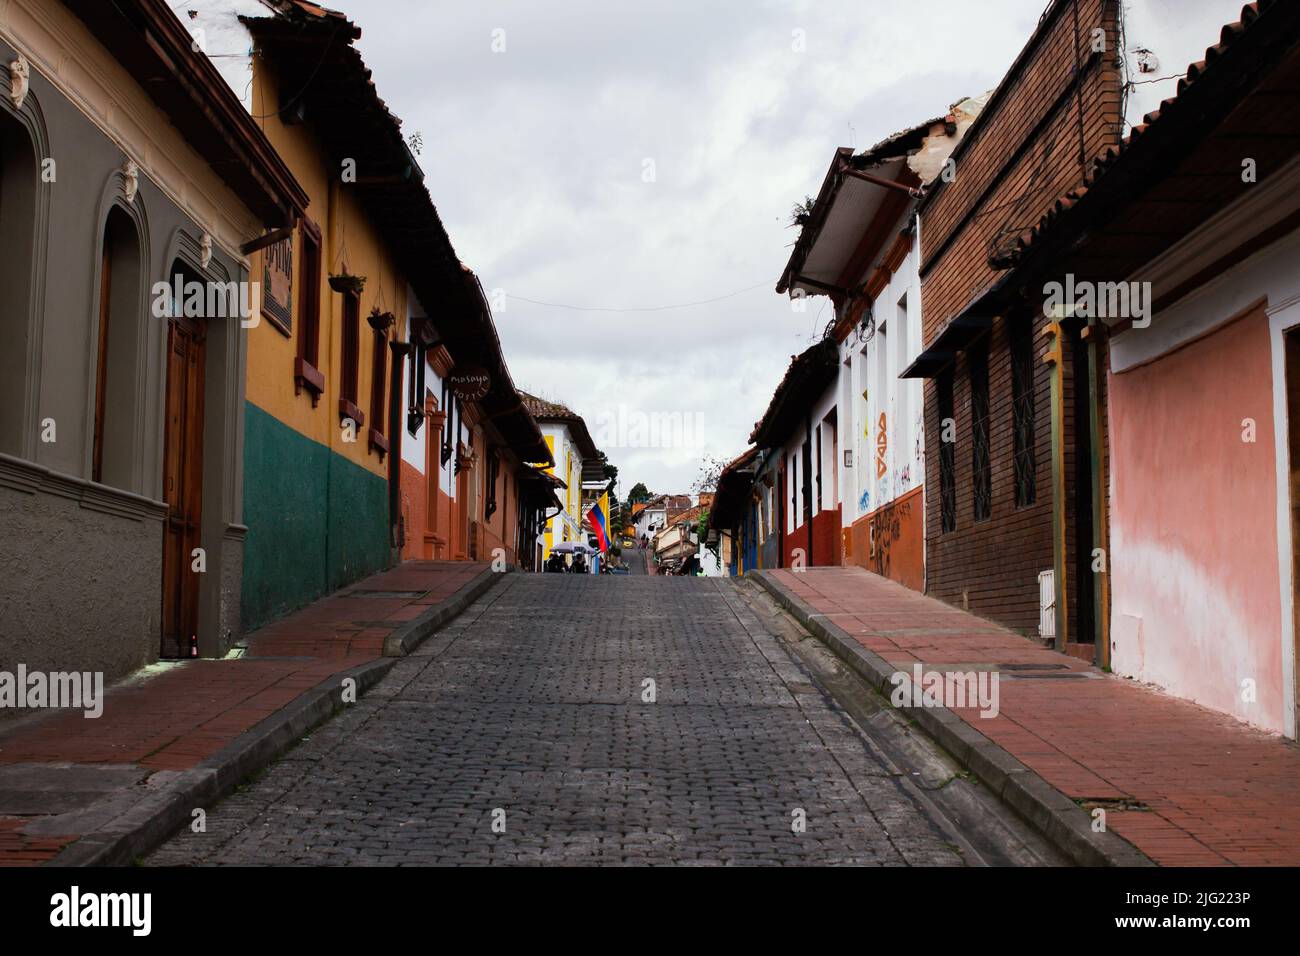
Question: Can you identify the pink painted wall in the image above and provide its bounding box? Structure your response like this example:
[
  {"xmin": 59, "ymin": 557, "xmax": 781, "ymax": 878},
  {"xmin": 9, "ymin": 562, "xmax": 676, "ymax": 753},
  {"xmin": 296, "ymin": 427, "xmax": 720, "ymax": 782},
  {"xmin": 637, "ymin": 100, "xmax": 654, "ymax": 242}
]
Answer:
[{"xmin": 1109, "ymin": 306, "xmax": 1284, "ymax": 732}]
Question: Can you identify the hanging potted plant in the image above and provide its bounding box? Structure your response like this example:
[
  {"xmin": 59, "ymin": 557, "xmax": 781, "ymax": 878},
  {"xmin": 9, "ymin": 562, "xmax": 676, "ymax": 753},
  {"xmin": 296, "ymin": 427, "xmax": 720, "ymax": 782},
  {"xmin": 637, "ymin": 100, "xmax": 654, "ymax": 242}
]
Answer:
[
  {"xmin": 367, "ymin": 306, "xmax": 395, "ymax": 332},
  {"xmin": 328, "ymin": 228, "xmax": 366, "ymax": 294},
  {"xmin": 328, "ymin": 269, "xmax": 366, "ymax": 295}
]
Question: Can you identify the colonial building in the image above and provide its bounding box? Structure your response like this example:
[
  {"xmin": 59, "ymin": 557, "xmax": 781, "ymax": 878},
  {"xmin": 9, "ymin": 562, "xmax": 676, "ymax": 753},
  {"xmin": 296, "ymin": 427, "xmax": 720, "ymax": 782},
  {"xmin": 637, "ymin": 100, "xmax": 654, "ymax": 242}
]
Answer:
[
  {"xmin": 904, "ymin": 0, "xmax": 1125, "ymax": 657},
  {"xmin": 222, "ymin": 1, "xmax": 553, "ymax": 626},
  {"xmin": 0, "ymin": 0, "xmax": 308, "ymax": 679},
  {"xmin": 633, "ymin": 493, "xmax": 691, "ymax": 542},
  {"xmin": 775, "ymin": 106, "xmax": 982, "ymax": 590},
  {"xmin": 747, "ymin": 339, "xmax": 842, "ymax": 569},
  {"xmin": 1001, "ymin": 0, "xmax": 1300, "ymax": 735},
  {"xmin": 709, "ymin": 448, "xmax": 760, "ymax": 574},
  {"xmin": 396, "ymin": 272, "xmax": 557, "ymax": 570},
  {"xmin": 522, "ymin": 393, "xmax": 602, "ymax": 561}
]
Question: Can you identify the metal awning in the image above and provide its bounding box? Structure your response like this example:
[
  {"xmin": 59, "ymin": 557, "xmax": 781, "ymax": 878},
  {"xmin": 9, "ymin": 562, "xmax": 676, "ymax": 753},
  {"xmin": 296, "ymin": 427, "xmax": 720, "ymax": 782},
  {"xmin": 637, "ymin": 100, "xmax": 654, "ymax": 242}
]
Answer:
[{"xmin": 901, "ymin": 280, "xmax": 1005, "ymax": 379}]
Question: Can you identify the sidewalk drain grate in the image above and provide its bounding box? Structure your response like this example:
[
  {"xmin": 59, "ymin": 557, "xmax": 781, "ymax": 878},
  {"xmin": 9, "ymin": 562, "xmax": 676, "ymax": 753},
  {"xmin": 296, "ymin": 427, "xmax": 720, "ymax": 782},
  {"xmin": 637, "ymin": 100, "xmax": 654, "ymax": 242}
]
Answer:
[
  {"xmin": 1004, "ymin": 672, "xmax": 1091, "ymax": 679},
  {"xmin": 998, "ymin": 663, "xmax": 1070, "ymax": 671},
  {"xmin": 350, "ymin": 590, "xmax": 427, "ymax": 599}
]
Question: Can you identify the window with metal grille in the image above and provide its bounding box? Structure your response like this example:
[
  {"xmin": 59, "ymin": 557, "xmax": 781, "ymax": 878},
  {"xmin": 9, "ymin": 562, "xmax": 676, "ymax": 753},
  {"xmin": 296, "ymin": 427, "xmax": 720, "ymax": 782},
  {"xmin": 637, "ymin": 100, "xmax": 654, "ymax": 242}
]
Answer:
[
  {"xmin": 938, "ymin": 370, "xmax": 957, "ymax": 534},
  {"xmin": 970, "ymin": 338, "xmax": 991, "ymax": 522},
  {"xmin": 1010, "ymin": 315, "xmax": 1037, "ymax": 506}
]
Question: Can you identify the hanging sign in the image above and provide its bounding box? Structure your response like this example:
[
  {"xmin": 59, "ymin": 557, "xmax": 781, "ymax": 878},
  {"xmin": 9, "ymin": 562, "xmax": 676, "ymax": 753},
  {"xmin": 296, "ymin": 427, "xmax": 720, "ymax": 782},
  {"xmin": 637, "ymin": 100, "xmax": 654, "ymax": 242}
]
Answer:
[
  {"xmin": 448, "ymin": 365, "xmax": 491, "ymax": 402},
  {"xmin": 262, "ymin": 237, "xmax": 293, "ymax": 332}
]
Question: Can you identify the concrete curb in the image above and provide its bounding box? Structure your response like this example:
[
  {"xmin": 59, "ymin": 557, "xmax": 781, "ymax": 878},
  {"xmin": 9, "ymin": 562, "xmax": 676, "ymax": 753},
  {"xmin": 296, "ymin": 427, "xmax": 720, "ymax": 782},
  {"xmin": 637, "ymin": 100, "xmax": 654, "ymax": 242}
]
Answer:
[
  {"xmin": 48, "ymin": 656, "xmax": 394, "ymax": 867},
  {"xmin": 382, "ymin": 566, "xmax": 510, "ymax": 657},
  {"xmin": 748, "ymin": 569, "xmax": 1154, "ymax": 868}
]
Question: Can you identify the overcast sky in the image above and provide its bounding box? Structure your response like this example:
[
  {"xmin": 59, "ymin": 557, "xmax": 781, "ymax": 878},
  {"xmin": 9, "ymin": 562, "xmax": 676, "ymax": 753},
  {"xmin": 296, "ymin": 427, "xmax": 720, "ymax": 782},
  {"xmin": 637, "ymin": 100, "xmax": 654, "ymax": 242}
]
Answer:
[
  {"xmin": 340, "ymin": 0, "xmax": 1053, "ymax": 497},
  {"xmin": 196, "ymin": 0, "xmax": 1235, "ymax": 497}
]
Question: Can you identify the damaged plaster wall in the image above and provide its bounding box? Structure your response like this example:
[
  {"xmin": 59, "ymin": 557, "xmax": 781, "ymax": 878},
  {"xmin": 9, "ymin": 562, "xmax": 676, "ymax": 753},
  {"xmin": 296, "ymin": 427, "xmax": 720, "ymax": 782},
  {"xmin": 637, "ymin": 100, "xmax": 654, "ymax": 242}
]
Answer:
[{"xmin": 907, "ymin": 93, "xmax": 989, "ymax": 185}]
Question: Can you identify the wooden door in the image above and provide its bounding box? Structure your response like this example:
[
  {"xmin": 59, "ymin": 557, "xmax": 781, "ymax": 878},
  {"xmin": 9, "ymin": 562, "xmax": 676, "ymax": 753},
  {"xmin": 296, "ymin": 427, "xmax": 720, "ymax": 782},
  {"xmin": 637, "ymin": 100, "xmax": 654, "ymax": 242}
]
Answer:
[
  {"xmin": 454, "ymin": 459, "xmax": 470, "ymax": 559},
  {"xmin": 1285, "ymin": 327, "xmax": 1300, "ymax": 734},
  {"xmin": 161, "ymin": 315, "xmax": 206, "ymax": 658}
]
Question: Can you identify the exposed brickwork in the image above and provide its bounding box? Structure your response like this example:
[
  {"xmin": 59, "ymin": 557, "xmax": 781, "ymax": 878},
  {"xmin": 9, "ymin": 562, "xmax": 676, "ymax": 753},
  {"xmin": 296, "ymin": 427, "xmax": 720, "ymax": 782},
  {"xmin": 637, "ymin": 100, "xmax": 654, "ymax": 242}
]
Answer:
[
  {"xmin": 918, "ymin": 0, "xmax": 1120, "ymax": 640},
  {"xmin": 920, "ymin": 0, "xmax": 1123, "ymax": 339},
  {"xmin": 924, "ymin": 314, "xmax": 1110, "ymax": 639}
]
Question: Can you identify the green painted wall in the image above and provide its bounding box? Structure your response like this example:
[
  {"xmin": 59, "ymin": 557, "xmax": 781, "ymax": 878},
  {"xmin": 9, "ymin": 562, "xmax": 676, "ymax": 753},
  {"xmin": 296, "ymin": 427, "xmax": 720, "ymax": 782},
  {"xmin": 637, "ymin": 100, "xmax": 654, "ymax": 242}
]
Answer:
[{"xmin": 241, "ymin": 402, "xmax": 390, "ymax": 632}]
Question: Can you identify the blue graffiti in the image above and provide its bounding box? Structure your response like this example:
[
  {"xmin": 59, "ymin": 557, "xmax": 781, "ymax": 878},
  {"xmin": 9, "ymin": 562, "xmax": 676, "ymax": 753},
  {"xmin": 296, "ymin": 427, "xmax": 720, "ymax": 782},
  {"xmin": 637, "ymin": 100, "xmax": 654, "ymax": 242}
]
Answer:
[{"xmin": 858, "ymin": 489, "xmax": 871, "ymax": 512}]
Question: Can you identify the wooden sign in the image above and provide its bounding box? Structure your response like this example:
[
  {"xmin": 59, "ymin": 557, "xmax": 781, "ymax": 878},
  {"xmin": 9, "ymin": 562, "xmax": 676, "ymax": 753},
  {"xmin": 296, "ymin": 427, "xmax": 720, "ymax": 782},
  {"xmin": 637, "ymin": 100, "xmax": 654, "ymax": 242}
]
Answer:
[{"xmin": 262, "ymin": 237, "xmax": 293, "ymax": 332}]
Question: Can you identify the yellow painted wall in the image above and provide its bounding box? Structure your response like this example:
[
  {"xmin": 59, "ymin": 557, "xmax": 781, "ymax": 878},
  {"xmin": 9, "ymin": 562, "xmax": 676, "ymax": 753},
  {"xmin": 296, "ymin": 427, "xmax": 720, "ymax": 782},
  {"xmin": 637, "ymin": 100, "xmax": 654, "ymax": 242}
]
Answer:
[{"xmin": 244, "ymin": 63, "xmax": 407, "ymax": 480}]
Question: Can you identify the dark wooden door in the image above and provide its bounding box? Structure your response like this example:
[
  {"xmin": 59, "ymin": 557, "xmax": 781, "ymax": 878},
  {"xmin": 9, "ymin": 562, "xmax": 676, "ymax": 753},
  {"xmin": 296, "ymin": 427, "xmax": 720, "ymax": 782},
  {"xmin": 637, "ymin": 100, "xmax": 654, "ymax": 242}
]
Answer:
[
  {"xmin": 1285, "ymin": 327, "xmax": 1300, "ymax": 735},
  {"xmin": 161, "ymin": 315, "xmax": 206, "ymax": 658}
]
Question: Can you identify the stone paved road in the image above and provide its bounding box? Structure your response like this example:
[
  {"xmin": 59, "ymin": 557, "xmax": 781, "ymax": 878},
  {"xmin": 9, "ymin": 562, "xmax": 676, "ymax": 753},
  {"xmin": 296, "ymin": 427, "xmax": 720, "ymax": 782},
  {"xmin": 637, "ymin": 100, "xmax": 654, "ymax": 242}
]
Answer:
[{"xmin": 148, "ymin": 575, "xmax": 973, "ymax": 865}]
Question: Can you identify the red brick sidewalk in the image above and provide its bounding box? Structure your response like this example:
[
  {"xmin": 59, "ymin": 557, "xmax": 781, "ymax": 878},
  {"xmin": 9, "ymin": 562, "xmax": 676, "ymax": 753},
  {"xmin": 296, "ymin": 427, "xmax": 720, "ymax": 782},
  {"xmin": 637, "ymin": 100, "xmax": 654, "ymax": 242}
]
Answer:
[
  {"xmin": 767, "ymin": 566, "xmax": 1300, "ymax": 866},
  {"xmin": 0, "ymin": 560, "xmax": 487, "ymax": 866}
]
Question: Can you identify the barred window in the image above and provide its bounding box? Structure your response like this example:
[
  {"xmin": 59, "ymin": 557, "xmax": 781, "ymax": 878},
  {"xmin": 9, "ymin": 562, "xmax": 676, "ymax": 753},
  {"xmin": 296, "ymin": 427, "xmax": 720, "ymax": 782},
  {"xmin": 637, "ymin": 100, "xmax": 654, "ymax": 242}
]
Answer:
[
  {"xmin": 970, "ymin": 338, "xmax": 991, "ymax": 522},
  {"xmin": 1010, "ymin": 315, "xmax": 1037, "ymax": 506},
  {"xmin": 938, "ymin": 371, "xmax": 957, "ymax": 534}
]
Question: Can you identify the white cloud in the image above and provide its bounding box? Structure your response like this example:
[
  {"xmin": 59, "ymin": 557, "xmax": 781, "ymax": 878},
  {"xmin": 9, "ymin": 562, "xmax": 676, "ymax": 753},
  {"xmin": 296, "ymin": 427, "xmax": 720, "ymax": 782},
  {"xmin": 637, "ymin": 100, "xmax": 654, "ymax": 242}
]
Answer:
[{"xmin": 206, "ymin": 0, "xmax": 1046, "ymax": 494}]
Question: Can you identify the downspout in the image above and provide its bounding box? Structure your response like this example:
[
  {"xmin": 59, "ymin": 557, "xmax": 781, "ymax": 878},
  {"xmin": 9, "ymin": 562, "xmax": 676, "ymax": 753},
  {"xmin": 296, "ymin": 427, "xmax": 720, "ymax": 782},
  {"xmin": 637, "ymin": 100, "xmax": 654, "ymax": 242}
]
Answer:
[
  {"xmin": 388, "ymin": 339, "xmax": 410, "ymax": 558},
  {"xmin": 778, "ymin": 463, "xmax": 785, "ymax": 568},
  {"xmin": 324, "ymin": 174, "xmax": 340, "ymax": 589},
  {"xmin": 806, "ymin": 408, "xmax": 814, "ymax": 566}
]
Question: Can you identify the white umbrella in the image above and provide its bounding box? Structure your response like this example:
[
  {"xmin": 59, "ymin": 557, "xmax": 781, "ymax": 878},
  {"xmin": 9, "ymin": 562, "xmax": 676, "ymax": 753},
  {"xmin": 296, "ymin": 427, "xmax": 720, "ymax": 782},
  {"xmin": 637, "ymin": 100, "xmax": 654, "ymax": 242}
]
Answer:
[{"xmin": 549, "ymin": 541, "xmax": 591, "ymax": 554}]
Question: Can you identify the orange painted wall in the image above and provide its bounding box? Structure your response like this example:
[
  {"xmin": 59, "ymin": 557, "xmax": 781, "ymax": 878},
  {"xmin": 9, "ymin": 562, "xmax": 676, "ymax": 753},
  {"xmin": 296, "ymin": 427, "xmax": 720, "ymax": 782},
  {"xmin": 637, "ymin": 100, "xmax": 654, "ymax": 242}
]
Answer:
[
  {"xmin": 398, "ymin": 459, "xmax": 426, "ymax": 561},
  {"xmin": 1108, "ymin": 305, "xmax": 1283, "ymax": 731},
  {"xmin": 845, "ymin": 485, "xmax": 924, "ymax": 592}
]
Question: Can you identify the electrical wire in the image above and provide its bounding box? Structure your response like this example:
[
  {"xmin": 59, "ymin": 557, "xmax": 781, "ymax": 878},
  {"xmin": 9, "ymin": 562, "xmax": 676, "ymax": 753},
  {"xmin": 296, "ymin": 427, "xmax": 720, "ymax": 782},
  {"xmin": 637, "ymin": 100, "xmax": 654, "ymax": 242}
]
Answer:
[{"xmin": 504, "ymin": 281, "xmax": 772, "ymax": 314}]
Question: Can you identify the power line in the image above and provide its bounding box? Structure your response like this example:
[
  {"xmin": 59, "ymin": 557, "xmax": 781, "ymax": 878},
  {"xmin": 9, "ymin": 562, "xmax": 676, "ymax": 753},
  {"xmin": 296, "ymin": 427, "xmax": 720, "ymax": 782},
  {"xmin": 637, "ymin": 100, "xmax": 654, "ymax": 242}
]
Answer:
[{"xmin": 504, "ymin": 281, "xmax": 773, "ymax": 314}]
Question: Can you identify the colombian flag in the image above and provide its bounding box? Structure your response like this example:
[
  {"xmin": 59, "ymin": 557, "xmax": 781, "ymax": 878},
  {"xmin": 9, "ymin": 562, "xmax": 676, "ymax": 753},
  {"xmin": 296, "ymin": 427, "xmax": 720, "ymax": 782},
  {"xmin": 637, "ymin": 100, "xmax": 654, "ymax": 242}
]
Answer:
[{"xmin": 587, "ymin": 492, "xmax": 610, "ymax": 552}]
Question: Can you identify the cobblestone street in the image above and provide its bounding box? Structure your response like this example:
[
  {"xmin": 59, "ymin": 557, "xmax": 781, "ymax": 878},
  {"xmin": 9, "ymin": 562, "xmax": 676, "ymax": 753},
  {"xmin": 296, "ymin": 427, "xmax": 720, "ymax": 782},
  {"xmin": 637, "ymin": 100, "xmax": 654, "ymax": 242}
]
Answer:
[{"xmin": 145, "ymin": 574, "xmax": 1022, "ymax": 866}]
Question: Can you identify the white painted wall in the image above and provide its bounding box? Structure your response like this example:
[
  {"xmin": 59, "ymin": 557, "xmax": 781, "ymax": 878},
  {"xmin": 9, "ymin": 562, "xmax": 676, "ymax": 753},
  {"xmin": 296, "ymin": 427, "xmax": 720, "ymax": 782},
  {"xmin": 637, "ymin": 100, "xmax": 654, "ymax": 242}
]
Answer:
[
  {"xmin": 774, "ymin": 376, "xmax": 840, "ymax": 539},
  {"xmin": 839, "ymin": 230, "xmax": 925, "ymax": 529},
  {"xmin": 635, "ymin": 506, "xmax": 667, "ymax": 540},
  {"xmin": 540, "ymin": 422, "xmax": 583, "ymax": 551}
]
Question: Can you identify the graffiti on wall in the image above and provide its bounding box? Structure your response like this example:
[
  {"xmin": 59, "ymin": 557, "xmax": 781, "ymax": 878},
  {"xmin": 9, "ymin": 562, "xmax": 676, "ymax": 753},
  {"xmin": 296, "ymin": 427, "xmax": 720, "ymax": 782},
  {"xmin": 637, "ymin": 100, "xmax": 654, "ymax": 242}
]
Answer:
[
  {"xmin": 869, "ymin": 496, "xmax": 912, "ymax": 581},
  {"xmin": 875, "ymin": 412, "xmax": 888, "ymax": 480}
]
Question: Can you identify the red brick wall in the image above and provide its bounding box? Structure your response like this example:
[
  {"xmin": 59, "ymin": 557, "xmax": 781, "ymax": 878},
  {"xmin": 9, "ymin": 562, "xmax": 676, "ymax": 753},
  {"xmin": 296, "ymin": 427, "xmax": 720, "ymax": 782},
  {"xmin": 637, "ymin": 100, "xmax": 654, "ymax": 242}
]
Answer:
[
  {"xmin": 918, "ymin": 0, "xmax": 1120, "ymax": 639},
  {"xmin": 920, "ymin": 0, "xmax": 1122, "ymax": 340}
]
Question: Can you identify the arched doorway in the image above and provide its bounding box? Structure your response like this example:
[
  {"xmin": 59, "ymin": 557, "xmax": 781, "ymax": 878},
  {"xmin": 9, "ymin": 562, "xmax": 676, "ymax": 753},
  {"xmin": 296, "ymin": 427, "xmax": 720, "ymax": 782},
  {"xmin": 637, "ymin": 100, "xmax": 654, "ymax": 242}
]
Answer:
[
  {"xmin": 0, "ymin": 109, "xmax": 37, "ymax": 456},
  {"xmin": 93, "ymin": 205, "xmax": 144, "ymax": 488}
]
